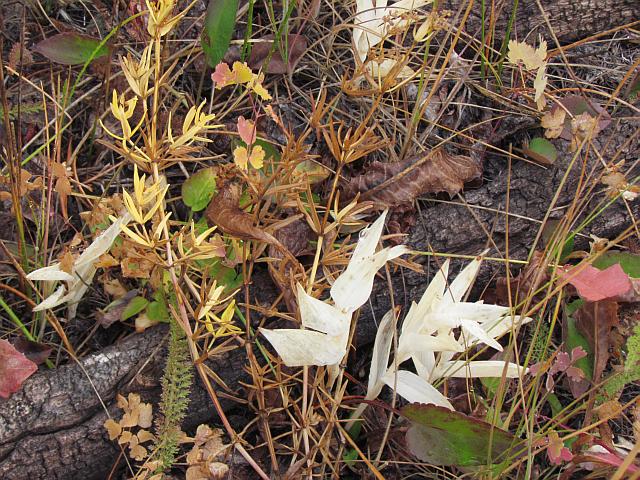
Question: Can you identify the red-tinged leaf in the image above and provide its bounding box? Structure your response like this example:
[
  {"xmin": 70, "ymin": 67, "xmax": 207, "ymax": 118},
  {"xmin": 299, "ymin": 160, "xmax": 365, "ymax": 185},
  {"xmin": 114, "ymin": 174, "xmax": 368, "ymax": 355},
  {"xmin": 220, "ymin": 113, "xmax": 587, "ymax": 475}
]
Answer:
[
  {"xmin": 546, "ymin": 431, "xmax": 573, "ymax": 465},
  {"xmin": 211, "ymin": 62, "xmax": 234, "ymax": 87},
  {"xmin": 237, "ymin": 116, "xmax": 256, "ymax": 146},
  {"xmin": 558, "ymin": 263, "xmax": 632, "ymax": 302},
  {"xmin": 11, "ymin": 338, "xmax": 52, "ymax": 365},
  {"xmin": 341, "ymin": 148, "xmax": 482, "ymax": 209},
  {"xmin": 248, "ymin": 34, "xmax": 308, "ymax": 74},
  {"xmin": 575, "ymin": 301, "xmax": 619, "ymax": 384},
  {"xmin": 34, "ymin": 33, "xmax": 108, "ymax": 65},
  {"xmin": 0, "ymin": 339, "xmax": 38, "ymax": 398}
]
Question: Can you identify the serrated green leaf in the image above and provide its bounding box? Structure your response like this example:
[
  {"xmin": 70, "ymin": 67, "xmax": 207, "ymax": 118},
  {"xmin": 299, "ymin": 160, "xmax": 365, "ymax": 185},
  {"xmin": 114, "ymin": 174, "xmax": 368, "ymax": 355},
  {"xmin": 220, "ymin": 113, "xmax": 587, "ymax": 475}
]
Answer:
[
  {"xmin": 34, "ymin": 33, "xmax": 108, "ymax": 65},
  {"xmin": 402, "ymin": 403, "xmax": 515, "ymax": 467},
  {"xmin": 121, "ymin": 296, "xmax": 149, "ymax": 321},
  {"xmin": 201, "ymin": 0, "xmax": 239, "ymax": 67},
  {"xmin": 593, "ymin": 252, "xmax": 640, "ymax": 278},
  {"xmin": 182, "ymin": 168, "xmax": 217, "ymax": 212}
]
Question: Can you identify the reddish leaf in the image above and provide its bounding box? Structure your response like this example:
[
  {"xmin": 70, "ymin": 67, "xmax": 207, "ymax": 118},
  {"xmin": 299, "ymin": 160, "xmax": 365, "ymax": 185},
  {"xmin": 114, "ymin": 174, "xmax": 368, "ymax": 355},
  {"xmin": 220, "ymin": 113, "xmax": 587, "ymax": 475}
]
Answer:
[
  {"xmin": 248, "ymin": 34, "xmax": 308, "ymax": 74},
  {"xmin": 0, "ymin": 339, "xmax": 38, "ymax": 398},
  {"xmin": 237, "ymin": 116, "xmax": 256, "ymax": 146},
  {"xmin": 341, "ymin": 148, "xmax": 482, "ymax": 209},
  {"xmin": 11, "ymin": 338, "xmax": 52, "ymax": 365},
  {"xmin": 575, "ymin": 301, "xmax": 619, "ymax": 384},
  {"xmin": 558, "ymin": 263, "xmax": 632, "ymax": 302}
]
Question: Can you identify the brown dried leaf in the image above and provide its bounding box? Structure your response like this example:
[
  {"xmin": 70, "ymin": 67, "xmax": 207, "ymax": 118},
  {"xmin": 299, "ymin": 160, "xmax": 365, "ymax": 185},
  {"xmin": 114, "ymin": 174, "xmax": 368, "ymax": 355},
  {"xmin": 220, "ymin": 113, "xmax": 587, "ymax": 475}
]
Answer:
[
  {"xmin": 248, "ymin": 34, "xmax": 308, "ymax": 74},
  {"xmin": 575, "ymin": 301, "xmax": 619, "ymax": 383},
  {"xmin": 137, "ymin": 402, "xmax": 153, "ymax": 429},
  {"xmin": 205, "ymin": 182, "xmax": 281, "ymax": 246},
  {"xmin": 11, "ymin": 338, "xmax": 53, "ymax": 365},
  {"xmin": 341, "ymin": 148, "xmax": 482, "ymax": 209}
]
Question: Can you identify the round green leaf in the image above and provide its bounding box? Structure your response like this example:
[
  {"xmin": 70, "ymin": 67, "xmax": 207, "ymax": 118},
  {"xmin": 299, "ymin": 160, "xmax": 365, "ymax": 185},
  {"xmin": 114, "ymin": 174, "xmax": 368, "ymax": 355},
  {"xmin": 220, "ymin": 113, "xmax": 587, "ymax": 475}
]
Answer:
[
  {"xmin": 182, "ymin": 168, "xmax": 217, "ymax": 212},
  {"xmin": 524, "ymin": 137, "xmax": 557, "ymax": 165},
  {"xmin": 593, "ymin": 252, "xmax": 640, "ymax": 278}
]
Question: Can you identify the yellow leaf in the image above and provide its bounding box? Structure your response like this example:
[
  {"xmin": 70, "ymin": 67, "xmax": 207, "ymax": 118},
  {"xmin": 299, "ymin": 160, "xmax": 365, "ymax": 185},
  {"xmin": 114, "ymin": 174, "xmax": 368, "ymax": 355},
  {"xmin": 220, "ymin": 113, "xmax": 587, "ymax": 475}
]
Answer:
[
  {"xmin": 508, "ymin": 39, "xmax": 547, "ymax": 71},
  {"xmin": 103, "ymin": 418, "xmax": 122, "ymax": 441},
  {"xmin": 233, "ymin": 146, "xmax": 249, "ymax": 170},
  {"xmin": 541, "ymin": 108, "xmax": 566, "ymax": 139},
  {"xmin": 251, "ymin": 78, "xmax": 272, "ymax": 101},
  {"xmin": 232, "ymin": 61, "xmax": 253, "ymax": 84},
  {"xmin": 248, "ymin": 145, "xmax": 265, "ymax": 169},
  {"xmin": 534, "ymin": 63, "xmax": 547, "ymax": 111}
]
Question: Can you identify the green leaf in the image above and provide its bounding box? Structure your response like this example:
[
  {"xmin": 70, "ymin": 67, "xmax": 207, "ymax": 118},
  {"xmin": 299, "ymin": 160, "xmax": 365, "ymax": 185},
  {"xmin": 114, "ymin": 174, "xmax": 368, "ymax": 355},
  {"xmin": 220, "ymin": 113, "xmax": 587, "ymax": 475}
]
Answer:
[
  {"xmin": 182, "ymin": 168, "xmax": 217, "ymax": 212},
  {"xmin": 146, "ymin": 290, "xmax": 170, "ymax": 323},
  {"xmin": 524, "ymin": 137, "xmax": 557, "ymax": 165},
  {"xmin": 402, "ymin": 404, "xmax": 516, "ymax": 467},
  {"xmin": 121, "ymin": 296, "xmax": 149, "ymax": 321},
  {"xmin": 565, "ymin": 313, "xmax": 593, "ymax": 380},
  {"xmin": 593, "ymin": 252, "xmax": 640, "ymax": 278},
  {"xmin": 201, "ymin": 0, "xmax": 239, "ymax": 68},
  {"xmin": 34, "ymin": 33, "xmax": 108, "ymax": 65}
]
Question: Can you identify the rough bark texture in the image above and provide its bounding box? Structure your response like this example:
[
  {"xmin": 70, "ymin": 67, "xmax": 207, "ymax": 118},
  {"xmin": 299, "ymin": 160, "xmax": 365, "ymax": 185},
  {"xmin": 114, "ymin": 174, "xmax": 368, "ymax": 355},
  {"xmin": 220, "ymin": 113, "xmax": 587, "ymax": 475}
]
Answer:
[{"xmin": 444, "ymin": 0, "xmax": 640, "ymax": 42}]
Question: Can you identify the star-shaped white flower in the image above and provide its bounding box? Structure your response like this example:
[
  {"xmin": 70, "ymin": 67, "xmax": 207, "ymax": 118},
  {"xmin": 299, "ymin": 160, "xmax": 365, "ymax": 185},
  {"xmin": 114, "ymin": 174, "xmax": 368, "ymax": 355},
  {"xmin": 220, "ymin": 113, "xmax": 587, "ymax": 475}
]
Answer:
[{"xmin": 260, "ymin": 210, "xmax": 409, "ymax": 367}]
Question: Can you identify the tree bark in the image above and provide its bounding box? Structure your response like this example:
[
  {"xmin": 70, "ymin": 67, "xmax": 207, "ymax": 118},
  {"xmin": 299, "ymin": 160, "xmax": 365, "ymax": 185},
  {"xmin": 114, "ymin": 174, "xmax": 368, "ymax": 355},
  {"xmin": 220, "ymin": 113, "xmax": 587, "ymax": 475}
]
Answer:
[{"xmin": 443, "ymin": 0, "xmax": 640, "ymax": 43}]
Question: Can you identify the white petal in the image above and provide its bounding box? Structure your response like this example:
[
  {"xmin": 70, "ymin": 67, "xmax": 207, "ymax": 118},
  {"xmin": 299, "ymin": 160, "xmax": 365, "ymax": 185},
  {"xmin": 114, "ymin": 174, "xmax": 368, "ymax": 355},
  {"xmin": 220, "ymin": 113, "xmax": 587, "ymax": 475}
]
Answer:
[
  {"xmin": 61, "ymin": 262, "xmax": 97, "ymax": 320},
  {"xmin": 75, "ymin": 214, "xmax": 131, "ymax": 268},
  {"xmin": 412, "ymin": 350, "xmax": 436, "ymax": 381},
  {"xmin": 32, "ymin": 286, "xmax": 67, "ymax": 311},
  {"xmin": 382, "ymin": 369, "xmax": 453, "ymax": 409},
  {"xmin": 442, "ymin": 302, "xmax": 511, "ymax": 323},
  {"xmin": 402, "ymin": 260, "xmax": 449, "ymax": 336},
  {"xmin": 483, "ymin": 314, "xmax": 533, "ymax": 339},
  {"xmin": 366, "ymin": 309, "xmax": 395, "ymax": 400},
  {"xmin": 399, "ymin": 333, "xmax": 464, "ymax": 362},
  {"xmin": 296, "ymin": 284, "xmax": 350, "ymax": 336},
  {"xmin": 442, "ymin": 253, "xmax": 485, "ymax": 305},
  {"xmin": 259, "ymin": 328, "xmax": 347, "ymax": 367},
  {"xmin": 351, "ymin": 210, "xmax": 389, "ymax": 264},
  {"xmin": 331, "ymin": 245, "xmax": 409, "ymax": 313},
  {"xmin": 26, "ymin": 264, "xmax": 74, "ymax": 282},
  {"xmin": 459, "ymin": 319, "xmax": 504, "ymax": 351},
  {"xmin": 437, "ymin": 360, "xmax": 527, "ymax": 378}
]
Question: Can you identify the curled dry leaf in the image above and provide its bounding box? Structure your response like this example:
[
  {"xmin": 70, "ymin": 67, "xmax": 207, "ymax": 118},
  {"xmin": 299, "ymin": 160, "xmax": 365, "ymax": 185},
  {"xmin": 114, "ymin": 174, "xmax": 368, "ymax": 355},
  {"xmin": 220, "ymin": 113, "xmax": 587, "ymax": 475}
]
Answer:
[
  {"xmin": 205, "ymin": 182, "xmax": 280, "ymax": 246},
  {"xmin": 248, "ymin": 34, "xmax": 308, "ymax": 74},
  {"xmin": 341, "ymin": 148, "xmax": 482, "ymax": 209},
  {"xmin": 575, "ymin": 301, "xmax": 619, "ymax": 384}
]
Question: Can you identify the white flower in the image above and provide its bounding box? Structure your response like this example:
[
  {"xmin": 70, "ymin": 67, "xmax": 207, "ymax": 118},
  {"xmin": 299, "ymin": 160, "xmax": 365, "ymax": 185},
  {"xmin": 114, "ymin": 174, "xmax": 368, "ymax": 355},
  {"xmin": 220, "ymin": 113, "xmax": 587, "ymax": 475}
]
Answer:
[
  {"xmin": 27, "ymin": 214, "xmax": 131, "ymax": 319},
  {"xmin": 352, "ymin": 254, "xmax": 531, "ymax": 424},
  {"xmin": 260, "ymin": 210, "xmax": 409, "ymax": 367}
]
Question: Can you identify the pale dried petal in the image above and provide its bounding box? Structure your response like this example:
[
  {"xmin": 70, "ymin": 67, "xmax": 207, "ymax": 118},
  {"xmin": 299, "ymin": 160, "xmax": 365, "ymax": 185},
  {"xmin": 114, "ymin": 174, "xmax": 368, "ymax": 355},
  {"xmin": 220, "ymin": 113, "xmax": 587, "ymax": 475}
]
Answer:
[
  {"xmin": 382, "ymin": 369, "xmax": 453, "ymax": 409},
  {"xmin": 296, "ymin": 284, "xmax": 350, "ymax": 336},
  {"xmin": 331, "ymin": 245, "xmax": 409, "ymax": 313},
  {"xmin": 366, "ymin": 309, "xmax": 395, "ymax": 400},
  {"xmin": 402, "ymin": 260, "xmax": 449, "ymax": 336},
  {"xmin": 441, "ymin": 253, "xmax": 484, "ymax": 305},
  {"xmin": 259, "ymin": 328, "xmax": 347, "ymax": 367},
  {"xmin": 75, "ymin": 214, "xmax": 131, "ymax": 268},
  {"xmin": 459, "ymin": 319, "xmax": 504, "ymax": 351},
  {"xmin": 32, "ymin": 285, "xmax": 67, "ymax": 312},
  {"xmin": 437, "ymin": 360, "xmax": 527, "ymax": 379},
  {"xmin": 26, "ymin": 265, "xmax": 74, "ymax": 282}
]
